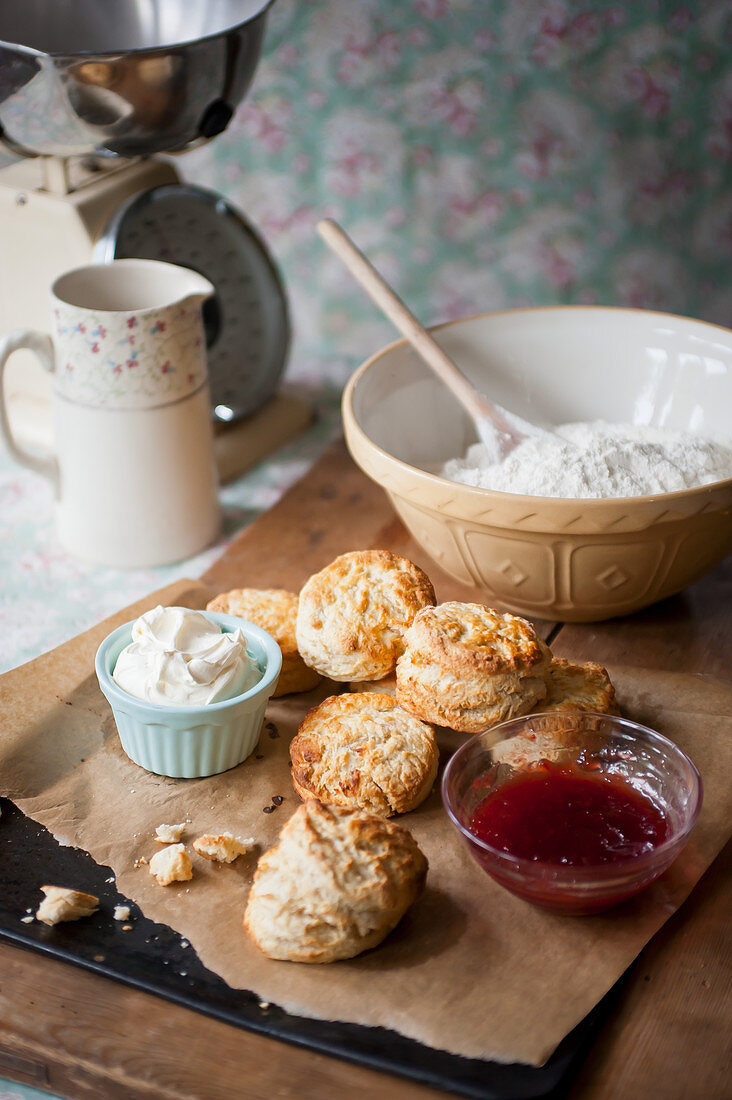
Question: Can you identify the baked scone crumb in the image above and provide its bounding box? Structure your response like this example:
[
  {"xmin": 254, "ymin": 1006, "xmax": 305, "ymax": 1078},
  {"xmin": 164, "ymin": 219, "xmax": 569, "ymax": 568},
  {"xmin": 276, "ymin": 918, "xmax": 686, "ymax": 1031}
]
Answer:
[
  {"xmin": 155, "ymin": 823, "xmax": 186, "ymax": 844},
  {"xmin": 35, "ymin": 886, "xmax": 99, "ymax": 926},
  {"xmin": 113, "ymin": 904, "xmax": 131, "ymax": 921},
  {"xmin": 149, "ymin": 844, "xmax": 193, "ymax": 886},
  {"xmin": 193, "ymin": 833, "xmax": 255, "ymax": 863}
]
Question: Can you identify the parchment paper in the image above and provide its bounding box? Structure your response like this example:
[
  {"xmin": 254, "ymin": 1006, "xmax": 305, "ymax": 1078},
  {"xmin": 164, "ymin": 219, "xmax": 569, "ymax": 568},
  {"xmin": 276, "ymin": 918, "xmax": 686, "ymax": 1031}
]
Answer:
[{"xmin": 1, "ymin": 578, "xmax": 730, "ymax": 1067}]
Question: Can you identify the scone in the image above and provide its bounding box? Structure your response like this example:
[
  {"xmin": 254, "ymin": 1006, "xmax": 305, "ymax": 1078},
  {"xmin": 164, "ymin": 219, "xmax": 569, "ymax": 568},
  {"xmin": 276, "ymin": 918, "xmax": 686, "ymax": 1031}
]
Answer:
[
  {"xmin": 296, "ymin": 550, "xmax": 435, "ymax": 681},
  {"xmin": 531, "ymin": 658, "xmax": 619, "ymax": 715},
  {"xmin": 396, "ymin": 602, "xmax": 551, "ymax": 733},
  {"xmin": 243, "ymin": 800, "xmax": 427, "ymax": 962},
  {"xmin": 290, "ymin": 693, "xmax": 438, "ymax": 816},
  {"xmin": 207, "ymin": 587, "xmax": 320, "ymax": 696}
]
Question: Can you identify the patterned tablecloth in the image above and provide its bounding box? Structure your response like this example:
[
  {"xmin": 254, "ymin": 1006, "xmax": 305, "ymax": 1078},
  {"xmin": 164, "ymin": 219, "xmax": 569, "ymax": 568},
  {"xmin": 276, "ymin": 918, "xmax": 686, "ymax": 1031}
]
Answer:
[{"xmin": 0, "ymin": 390, "xmax": 339, "ymax": 677}]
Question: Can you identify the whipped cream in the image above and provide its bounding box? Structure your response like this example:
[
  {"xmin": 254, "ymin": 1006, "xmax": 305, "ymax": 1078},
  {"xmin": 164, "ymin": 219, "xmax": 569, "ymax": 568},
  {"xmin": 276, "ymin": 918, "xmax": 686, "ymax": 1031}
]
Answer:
[{"xmin": 113, "ymin": 606, "xmax": 260, "ymax": 706}]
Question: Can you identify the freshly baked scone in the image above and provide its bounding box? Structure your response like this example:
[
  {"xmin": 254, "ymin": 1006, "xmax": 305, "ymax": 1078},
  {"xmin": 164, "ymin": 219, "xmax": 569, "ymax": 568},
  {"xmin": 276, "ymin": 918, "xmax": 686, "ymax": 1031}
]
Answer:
[
  {"xmin": 206, "ymin": 587, "xmax": 321, "ymax": 696},
  {"xmin": 243, "ymin": 800, "xmax": 427, "ymax": 962},
  {"xmin": 148, "ymin": 844, "xmax": 193, "ymax": 886},
  {"xmin": 192, "ymin": 832, "xmax": 255, "ymax": 863},
  {"xmin": 290, "ymin": 693, "xmax": 438, "ymax": 816},
  {"xmin": 396, "ymin": 602, "xmax": 552, "ymax": 733},
  {"xmin": 531, "ymin": 658, "xmax": 619, "ymax": 715},
  {"xmin": 296, "ymin": 550, "xmax": 435, "ymax": 681},
  {"xmin": 36, "ymin": 886, "xmax": 98, "ymax": 925}
]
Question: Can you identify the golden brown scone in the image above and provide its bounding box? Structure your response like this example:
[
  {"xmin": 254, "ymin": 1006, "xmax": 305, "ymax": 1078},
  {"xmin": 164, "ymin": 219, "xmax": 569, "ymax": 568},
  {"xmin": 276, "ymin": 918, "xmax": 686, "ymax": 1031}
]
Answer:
[
  {"xmin": 296, "ymin": 550, "xmax": 435, "ymax": 681},
  {"xmin": 243, "ymin": 800, "xmax": 427, "ymax": 962},
  {"xmin": 206, "ymin": 587, "xmax": 321, "ymax": 696},
  {"xmin": 290, "ymin": 693, "xmax": 438, "ymax": 817},
  {"xmin": 148, "ymin": 844, "xmax": 193, "ymax": 886},
  {"xmin": 35, "ymin": 886, "xmax": 99, "ymax": 926},
  {"xmin": 396, "ymin": 602, "xmax": 551, "ymax": 733},
  {"xmin": 531, "ymin": 658, "xmax": 620, "ymax": 715}
]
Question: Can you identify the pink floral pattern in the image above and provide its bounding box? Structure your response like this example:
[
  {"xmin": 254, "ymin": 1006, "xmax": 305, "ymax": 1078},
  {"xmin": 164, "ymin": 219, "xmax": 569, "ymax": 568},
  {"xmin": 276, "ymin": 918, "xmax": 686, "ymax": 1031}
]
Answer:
[
  {"xmin": 182, "ymin": 0, "xmax": 731, "ymax": 398},
  {"xmin": 51, "ymin": 302, "xmax": 207, "ymax": 408}
]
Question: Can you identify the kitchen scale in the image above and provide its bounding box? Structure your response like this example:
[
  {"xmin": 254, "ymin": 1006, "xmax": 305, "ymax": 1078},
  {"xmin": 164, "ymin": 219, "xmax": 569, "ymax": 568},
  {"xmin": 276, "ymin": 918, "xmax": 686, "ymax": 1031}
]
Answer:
[{"xmin": 0, "ymin": 0, "xmax": 309, "ymax": 477}]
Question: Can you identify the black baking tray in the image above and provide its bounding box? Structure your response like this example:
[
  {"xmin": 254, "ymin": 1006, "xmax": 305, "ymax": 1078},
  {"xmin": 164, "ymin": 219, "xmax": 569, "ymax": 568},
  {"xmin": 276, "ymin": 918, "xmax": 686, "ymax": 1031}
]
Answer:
[{"xmin": 0, "ymin": 797, "xmax": 624, "ymax": 1099}]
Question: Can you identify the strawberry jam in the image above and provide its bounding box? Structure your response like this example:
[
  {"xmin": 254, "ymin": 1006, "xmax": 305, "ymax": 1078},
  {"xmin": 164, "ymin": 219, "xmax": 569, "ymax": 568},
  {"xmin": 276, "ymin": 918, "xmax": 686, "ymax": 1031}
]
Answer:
[{"xmin": 470, "ymin": 761, "xmax": 669, "ymax": 867}]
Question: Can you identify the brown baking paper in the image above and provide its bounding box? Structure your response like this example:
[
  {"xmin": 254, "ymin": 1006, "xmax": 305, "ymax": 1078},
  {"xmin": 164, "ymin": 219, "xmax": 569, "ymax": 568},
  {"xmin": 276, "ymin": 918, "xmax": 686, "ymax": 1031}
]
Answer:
[{"xmin": 1, "ymin": 578, "xmax": 731, "ymax": 1067}]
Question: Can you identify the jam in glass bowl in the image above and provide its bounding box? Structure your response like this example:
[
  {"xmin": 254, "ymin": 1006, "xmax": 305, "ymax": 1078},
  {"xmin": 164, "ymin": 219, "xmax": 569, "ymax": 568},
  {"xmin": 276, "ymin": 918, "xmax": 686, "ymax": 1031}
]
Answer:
[{"xmin": 441, "ymin": 712, "xmax": 702, "ymax": 914}]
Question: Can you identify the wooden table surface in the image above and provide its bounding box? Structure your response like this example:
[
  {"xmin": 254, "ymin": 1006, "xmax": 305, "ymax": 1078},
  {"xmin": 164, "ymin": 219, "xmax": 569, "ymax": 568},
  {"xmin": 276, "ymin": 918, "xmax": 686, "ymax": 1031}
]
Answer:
[{"xmin": 0, "ymin": 441, "xmax": 730, "ymax": 1100}]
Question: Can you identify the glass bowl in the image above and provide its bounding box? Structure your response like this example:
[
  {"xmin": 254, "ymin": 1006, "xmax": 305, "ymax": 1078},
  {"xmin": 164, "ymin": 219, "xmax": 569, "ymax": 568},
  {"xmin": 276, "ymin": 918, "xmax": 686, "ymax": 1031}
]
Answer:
[{"xmin": 441, "ymin": 712, "xmax": 702, "ymax": 914}]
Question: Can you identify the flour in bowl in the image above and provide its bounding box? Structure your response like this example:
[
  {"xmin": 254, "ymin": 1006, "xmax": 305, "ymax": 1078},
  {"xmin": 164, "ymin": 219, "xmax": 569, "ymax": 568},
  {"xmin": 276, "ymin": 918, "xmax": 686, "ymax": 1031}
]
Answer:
[{"xmin": 440, "ymin": 421, "xmax": 732, "ymax": 499}]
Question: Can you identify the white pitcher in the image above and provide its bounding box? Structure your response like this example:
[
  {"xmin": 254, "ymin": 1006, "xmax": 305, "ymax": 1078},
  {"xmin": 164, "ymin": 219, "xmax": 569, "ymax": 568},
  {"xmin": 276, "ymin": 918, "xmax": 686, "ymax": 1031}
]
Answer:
[{"xmin": 0, "ymin": 259, "xmax": 221, "ymax": 567}]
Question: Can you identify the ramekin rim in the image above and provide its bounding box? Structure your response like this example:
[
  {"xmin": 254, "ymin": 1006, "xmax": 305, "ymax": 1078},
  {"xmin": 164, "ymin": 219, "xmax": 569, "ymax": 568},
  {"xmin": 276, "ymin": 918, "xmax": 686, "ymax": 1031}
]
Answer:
[{"xmin": 94, "ymin": 610, "xmax": 283, "ymax": 714}]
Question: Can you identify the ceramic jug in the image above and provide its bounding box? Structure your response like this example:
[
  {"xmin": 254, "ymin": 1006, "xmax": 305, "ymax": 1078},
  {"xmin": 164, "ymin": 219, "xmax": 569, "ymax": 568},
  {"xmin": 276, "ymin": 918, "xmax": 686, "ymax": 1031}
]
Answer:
[{"xmin": 0, "ymin": 259, "xmax": 221, "ymax": 567}]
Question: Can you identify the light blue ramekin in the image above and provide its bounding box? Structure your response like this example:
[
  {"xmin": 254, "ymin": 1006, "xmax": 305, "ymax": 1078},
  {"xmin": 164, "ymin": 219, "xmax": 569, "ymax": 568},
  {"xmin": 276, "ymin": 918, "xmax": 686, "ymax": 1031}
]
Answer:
[{"xmin": 95, "ymin": 612, "xmax": 282, "ymax": 778}]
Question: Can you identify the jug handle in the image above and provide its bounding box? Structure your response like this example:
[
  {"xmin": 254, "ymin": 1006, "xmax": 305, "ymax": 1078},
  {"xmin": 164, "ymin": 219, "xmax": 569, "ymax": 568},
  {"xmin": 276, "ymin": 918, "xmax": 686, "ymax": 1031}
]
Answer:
[{"xmin": 0, "ymin": 330, "xmax": 60, "ymax": 490}]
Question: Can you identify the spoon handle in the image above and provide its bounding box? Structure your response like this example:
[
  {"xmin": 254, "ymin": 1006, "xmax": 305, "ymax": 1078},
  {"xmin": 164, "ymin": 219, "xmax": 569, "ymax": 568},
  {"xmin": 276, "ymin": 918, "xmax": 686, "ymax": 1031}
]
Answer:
[{"xmin": 317, "ymin": 217, "xmax": 507, "ymax": 433}]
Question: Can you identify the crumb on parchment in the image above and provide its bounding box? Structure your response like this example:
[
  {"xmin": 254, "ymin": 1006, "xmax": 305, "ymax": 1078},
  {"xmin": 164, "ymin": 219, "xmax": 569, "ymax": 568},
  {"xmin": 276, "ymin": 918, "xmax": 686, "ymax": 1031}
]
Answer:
[
  {"xmin": 155, "ymin": 823, "xmax": 186, "ymax": 844},
  {"xmin": 149, "ymin": 844, "xmax": 193, "ymax": 886},
  {"xmin": 192, "ymin": 833, "xmax": 255, "ymax": 864}
]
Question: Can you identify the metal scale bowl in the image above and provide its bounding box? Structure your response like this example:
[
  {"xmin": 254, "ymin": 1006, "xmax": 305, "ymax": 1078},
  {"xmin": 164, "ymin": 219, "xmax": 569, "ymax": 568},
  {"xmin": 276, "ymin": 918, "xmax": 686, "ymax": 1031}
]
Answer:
[{"xmin": 0, "ymin": 0, "xmax": 294, "ymax": 459}]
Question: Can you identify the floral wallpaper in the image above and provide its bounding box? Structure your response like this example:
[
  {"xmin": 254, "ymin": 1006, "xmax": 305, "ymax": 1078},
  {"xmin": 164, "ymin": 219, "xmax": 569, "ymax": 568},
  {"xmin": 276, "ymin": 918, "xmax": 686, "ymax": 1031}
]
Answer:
[{"xmin": 184, "ymin": 0, "xmax": 732, "ymax": 401}]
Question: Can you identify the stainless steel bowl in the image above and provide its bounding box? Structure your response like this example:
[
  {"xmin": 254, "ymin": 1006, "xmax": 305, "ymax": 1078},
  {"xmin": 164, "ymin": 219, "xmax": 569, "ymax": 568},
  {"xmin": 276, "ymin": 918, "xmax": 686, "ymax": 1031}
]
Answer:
[{"xmin": 0, "ymin": 0, "xmax": 273, "ymax": 158}]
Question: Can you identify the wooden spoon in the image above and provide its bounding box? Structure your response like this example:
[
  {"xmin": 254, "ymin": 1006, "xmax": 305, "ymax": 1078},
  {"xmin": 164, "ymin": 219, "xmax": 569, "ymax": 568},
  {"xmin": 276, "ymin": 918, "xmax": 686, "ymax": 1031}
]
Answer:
[{"xmin": 317, "ymin": 217, "xmax": 547, "ymax": 461}]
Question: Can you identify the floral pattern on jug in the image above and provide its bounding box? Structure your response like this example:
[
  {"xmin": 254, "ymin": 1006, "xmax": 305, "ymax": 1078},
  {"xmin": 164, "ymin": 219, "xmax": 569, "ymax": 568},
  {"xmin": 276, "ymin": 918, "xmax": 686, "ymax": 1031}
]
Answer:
[{"xmin": 51, "ymin": 302, "xmax": 208, "ymax": 409}]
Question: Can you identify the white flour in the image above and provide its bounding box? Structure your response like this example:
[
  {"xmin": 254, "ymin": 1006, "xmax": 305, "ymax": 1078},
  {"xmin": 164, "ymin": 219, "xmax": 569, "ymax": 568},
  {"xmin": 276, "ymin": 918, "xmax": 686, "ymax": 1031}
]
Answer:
[{"xmin": 441, "ymin": 421, "xmax": 732, "ymax": 499}]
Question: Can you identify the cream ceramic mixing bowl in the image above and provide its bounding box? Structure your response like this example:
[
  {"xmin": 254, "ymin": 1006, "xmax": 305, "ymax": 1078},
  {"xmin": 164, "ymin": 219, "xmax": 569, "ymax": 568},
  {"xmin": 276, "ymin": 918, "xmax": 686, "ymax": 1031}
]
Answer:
[{"xmin": 342, "ymin": 307, "xmax": 732, "ymax": 622}]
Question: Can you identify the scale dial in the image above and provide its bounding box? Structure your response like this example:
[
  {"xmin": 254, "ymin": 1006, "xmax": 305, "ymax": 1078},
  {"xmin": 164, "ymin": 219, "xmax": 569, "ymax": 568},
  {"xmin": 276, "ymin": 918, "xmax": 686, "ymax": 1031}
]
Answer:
[{"xmin": 96, "ymin": 183, "xmax": 290, "ymax": 422}]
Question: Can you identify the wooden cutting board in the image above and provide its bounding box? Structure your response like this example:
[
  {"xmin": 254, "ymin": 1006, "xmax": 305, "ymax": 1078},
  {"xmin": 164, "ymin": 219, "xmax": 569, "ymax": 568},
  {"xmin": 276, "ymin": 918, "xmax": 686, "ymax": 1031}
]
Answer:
[{"xmin": 0, "ymin": 438, "xmax": 729, "ymax": 1100}]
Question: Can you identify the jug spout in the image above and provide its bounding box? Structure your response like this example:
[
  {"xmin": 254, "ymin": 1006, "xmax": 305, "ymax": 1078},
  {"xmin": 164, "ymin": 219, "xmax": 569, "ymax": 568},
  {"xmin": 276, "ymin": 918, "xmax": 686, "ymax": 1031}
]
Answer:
[
  {"xmin": 177, "ymin": 269, "xmax": 215, "ymax": 309},
  {"xmin": 52, "ymin": 259, "xmax": 215, "ymax": 315}
]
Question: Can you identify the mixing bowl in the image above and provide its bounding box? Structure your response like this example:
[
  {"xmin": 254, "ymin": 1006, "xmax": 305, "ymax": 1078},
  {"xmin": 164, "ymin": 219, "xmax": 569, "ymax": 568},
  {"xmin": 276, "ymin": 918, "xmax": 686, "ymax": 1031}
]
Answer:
[
  {"xmin": 441, "ymin": 711, "xmax": 702, "ymax": 914},
  {"xmin": 342, "ymin": 307, "xmax": 732, "ymax": 622}
]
